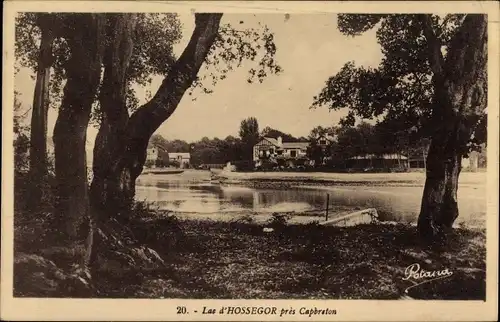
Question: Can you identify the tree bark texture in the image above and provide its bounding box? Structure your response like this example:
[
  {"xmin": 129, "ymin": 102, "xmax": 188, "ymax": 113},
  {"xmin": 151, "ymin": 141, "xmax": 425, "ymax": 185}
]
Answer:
[
  {"xmin": 53, "ymin": 14, "xmax": 106, "ymax": 244},
  {"xmin": 90, "ymin": 14, "xmax": 137, "ymax": 223},
  {"xmin": 83, "ymin": 14, "xmax": 137, "ymax": 269},
  {"xmin": 89, "ymin": 13, "xmax": 222, "ymax": 219},
  {"xmin": 28, "ymin": 14, "xmax": 55, "ymax": 209},
  {"xmin": 417, "ymin": 14, "xmax": 487, "ymax": 242}
]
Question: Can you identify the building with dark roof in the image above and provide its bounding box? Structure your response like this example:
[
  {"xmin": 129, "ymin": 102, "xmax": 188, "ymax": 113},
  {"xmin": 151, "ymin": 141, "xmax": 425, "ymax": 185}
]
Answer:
[{"xmin": 253, "ymin": 136, "xmax": 311, "ymax": 166}]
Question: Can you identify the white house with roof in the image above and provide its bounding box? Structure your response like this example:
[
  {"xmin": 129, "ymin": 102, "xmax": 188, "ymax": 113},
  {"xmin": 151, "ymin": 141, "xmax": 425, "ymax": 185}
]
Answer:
[
  {"xmin": 168, "ymin": 152, "xmax": 191, "ymax": 168},
  {"xmin": 253, "ymin": 136, "xmax": 310, "ymax": 166}
]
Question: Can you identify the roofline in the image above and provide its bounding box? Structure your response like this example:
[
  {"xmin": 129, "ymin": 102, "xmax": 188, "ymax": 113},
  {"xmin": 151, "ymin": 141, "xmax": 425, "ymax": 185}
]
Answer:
[{"xmin": 258, "ymin": 137, "xmax": 280, "ymax": 146}]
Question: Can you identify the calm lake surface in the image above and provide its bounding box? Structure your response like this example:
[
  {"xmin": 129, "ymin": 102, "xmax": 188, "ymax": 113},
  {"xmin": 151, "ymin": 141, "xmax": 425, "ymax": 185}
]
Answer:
[{"xmin": 135, "ymin": 170, "xmax": 487, "ymax": 225}]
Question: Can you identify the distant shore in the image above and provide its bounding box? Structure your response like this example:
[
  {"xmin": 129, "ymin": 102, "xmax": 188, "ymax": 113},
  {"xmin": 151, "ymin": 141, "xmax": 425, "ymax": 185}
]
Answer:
[{"xmin": 208, "ymin": 169, "xmax": 486, "ymax": 186}]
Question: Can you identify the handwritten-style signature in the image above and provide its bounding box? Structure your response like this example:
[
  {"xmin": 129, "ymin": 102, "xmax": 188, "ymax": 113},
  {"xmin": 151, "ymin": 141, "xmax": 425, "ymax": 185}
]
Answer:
[{"xmin": 402, "ymin": 263, "xmax": 453, "ymax": 294}]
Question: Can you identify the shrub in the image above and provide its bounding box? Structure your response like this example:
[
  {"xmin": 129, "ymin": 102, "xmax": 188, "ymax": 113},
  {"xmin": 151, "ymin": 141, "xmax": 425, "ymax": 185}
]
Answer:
[
  {"xmin": 268, "ymin": 212, "xmax": 291, "ymax": 228},
  {"xmin": 231, "ymin": 160, "xmax": 254, "ymax": 172},
  {"xmin": 144, "ymin": 160, "xmax": 155, "ymax": 168},
  {"xmin": 128, "ymin": 200, "xmax": 161, "ymax": 221},
  {"xmin": 169, "ymin": 160, "xmax": 180, "ymax": 168},
  {"xmin": 231, "ymin": 214, "xmax": 254, "ymax": 224},
  {"xmin": 155, "ymin": 159, "xmax": 165, "ymax": 168}
]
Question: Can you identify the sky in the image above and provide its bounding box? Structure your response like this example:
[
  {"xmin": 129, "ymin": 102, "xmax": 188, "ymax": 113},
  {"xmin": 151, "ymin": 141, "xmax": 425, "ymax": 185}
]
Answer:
[{"xmin": 14, "ymin": 13, "xmax": 383, "ymax": 145}]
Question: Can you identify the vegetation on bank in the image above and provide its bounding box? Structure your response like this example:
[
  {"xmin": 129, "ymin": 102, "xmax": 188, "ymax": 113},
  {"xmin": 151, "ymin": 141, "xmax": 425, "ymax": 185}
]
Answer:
[{"xmin": 14, "ymin": 200, "xmax": 486, "ymax": 299}]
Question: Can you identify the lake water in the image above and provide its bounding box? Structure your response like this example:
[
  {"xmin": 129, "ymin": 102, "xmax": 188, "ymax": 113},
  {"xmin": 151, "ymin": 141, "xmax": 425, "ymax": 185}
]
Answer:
[{"xmin": 135, "ymin": 170, "xmax": 487, "ymax": 225}]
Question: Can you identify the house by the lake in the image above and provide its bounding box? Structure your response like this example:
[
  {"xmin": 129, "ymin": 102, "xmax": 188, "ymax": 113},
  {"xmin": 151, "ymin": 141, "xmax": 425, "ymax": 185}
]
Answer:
[
  {"xmin": 253, "ymin": 136, "xmax": 310, "ymax": 167},
  {"xmin": 168, "ymin": 152, "xmax": 191, "ymax": 168},
  {"xmin": 146, "ymin": 144, "xmax": 167, "ymax": 164},
  {"xmin": 315, "ymin": 134, "xmax": 334, "ymax": 148},
  {"xmin": 146, "ymin": 143, "xmax": 190, "ymax": 168}
]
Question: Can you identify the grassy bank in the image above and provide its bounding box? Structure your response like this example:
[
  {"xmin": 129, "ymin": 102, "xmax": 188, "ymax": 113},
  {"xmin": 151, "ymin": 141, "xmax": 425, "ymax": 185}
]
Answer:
[
  {"xmin": 113, "ymin": 219, "xmax": 486, "ymax": 300},
  {"xmin": 14, "ymin": 208, "xmax": 486, "ymax": 300}
]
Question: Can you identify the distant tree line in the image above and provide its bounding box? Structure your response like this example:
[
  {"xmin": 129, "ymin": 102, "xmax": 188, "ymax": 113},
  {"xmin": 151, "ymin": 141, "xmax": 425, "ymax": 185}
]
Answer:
[
  {"xmin": 306, "ymin": 122, "xmax": 433, "ymax": 169},
  {"xmin": 146, "ymin": 117, "xmax": 453, "ymax": 169},
  {"xmin": 147, "ymin": 117, "xmax": 309, "ymax": 167}
]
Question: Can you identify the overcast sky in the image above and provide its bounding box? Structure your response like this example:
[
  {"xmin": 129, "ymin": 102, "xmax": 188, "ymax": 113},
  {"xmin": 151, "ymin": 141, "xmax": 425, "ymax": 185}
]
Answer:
[{"xmin": 15, "ymin": 13, "xmax": 382, "ymax": 144}]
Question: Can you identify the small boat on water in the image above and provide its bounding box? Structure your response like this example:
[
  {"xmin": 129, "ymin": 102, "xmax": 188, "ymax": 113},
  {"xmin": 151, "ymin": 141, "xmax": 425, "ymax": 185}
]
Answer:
[{"xmin": 146, "ymin": 169, "xmax": 185, "ymax": 175}]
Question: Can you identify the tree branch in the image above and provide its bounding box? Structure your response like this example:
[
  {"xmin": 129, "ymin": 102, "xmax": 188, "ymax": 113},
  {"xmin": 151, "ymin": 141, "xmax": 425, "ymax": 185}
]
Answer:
[
  {"xmin": 123, "ymin": 13, "xmax": 223, "ymax": 173},
  {"xmin": 412, "ymin": 71, "xmax": 424, "ymax": 90},
  {"xmin": 129, "ymin": 13, "xmax": 222, "ymax": 132},
  {"xmin": 419, "ymin": 15, "xmax": 445, "ymax": 80}
]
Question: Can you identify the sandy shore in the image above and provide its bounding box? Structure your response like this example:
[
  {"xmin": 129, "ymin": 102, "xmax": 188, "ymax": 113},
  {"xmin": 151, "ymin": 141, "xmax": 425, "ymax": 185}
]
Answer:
[{"xmin": 210, "ymin": 169, "xmax": 486, "ymax": 186}]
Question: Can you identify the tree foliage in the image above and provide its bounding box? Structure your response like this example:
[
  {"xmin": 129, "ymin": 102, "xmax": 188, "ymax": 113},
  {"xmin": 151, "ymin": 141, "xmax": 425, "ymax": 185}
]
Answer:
[
  {"xmin": 15, "ymin": 13, "xmax": 283, "ymax": 125},
  {"xmin": 191, "ymin": 136, "xmax": 244, "ymax": 165},
  {"xmin": 15, "ymin": 13, "xmax": 182, "ymax": 123},
  {"xmin": 312, "ymin": 14, "xmax": 486, "ymax": 153},
  {"xmin": 239, "ymin": 117, "xmax": 259, "ymax": 141},
  {"xmin": 149, "ymin": 134, "xmax": 245, "ymax": 166},
  {"xmin": 261, "ymin": 126, "xmax": 301, "ymax": 142},
  {"xmin": 308, "ymin": 125, "xmax": 337, "ymax": 139},
  {"xmin": 238, "ymin": 117, "xmax": 259, "ymax": 161},
  {"xmin": 191, "ymin": 21, "xmax": 283, "ymax": 96}
]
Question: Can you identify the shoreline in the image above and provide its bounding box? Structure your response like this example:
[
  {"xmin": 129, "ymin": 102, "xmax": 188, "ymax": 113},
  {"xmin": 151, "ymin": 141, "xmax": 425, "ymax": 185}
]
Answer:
[{"xmin": 207, "ymin": 169, "xmax": 486, "ymax": 185}]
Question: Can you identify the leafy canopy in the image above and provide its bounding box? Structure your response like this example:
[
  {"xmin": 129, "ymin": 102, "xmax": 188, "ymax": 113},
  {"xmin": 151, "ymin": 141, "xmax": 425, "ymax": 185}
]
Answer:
[
  {"xmin": 261, "ymin": 126, "xmax": 303, "ymax": 142},
  {"xmin": 239, "ymin": 117, "xmax": 259, "ymax": 142},
  {"xmin": 15, "ymin": 13, "xmax": 283, "ymax": 120},
  {"xmin": 15, "ymin": 13, "xmax": 183, "ymax": 117},
  {"xmin": 312, "ymin": 14, "xmax": 485, "ymax": 150}
]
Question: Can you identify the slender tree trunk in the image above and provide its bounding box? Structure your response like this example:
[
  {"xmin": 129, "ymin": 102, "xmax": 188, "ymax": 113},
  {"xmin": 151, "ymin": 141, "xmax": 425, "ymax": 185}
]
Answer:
[
  {"xmin": 53, "ymin": 14, "xmax": 105, "ymax": 245},
  {"xmin": 89, "ymin": 13, "xmax": 222, "ymax": 220},
  {"xmin": 28, "ymin": 15, "xmax": 55, "ymax": 209},
  {"xmin": 417, "ymin": 14, "xmax": 487, "ymax": 242}
]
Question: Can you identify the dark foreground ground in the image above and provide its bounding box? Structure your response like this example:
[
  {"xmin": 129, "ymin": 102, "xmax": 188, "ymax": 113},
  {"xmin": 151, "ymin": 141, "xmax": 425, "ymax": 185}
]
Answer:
[{"xmin": 14, "ymin": 211, "xmax": 486, "ymax": 300}]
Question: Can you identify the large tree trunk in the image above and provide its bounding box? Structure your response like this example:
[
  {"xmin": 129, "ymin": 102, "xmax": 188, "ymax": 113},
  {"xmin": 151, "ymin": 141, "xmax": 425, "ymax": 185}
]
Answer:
[
  {"xmin": 90, "ymin": 14, "xmax": 136, "ymax": 222},
  {"xmin": 417, "ymin": 115, "xmax": 463, "ymax": 240},
  {"xmin": 53, "ymin": 14, "xmax": 105, "ymax": 245},
  {"xmin": 85, "ymin": 14, "xmax": 137, "ymax": 268},
  {"xmin": 417, "ymin": 14, "xmax": 487, "ymax": 242},
  {"xmin": 28, "ymin": 14, "xmax": 55, "ymax": 209},
  {"xmin": 89, "ymin": 13, "xmax": 222, "ymax": 220}
]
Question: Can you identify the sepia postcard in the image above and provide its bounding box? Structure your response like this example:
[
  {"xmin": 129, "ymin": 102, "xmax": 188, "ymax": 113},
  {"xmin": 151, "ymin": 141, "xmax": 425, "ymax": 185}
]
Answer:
[{"xmin": 1, "ymin": 1, "xmax": 499, "ymax": 321}]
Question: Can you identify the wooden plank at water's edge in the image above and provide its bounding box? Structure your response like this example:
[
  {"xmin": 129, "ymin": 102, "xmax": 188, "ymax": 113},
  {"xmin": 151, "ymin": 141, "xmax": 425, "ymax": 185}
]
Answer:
[
  {"xmin": 319, "ymin": 208, "xmax": 378, "ymax": 227},
  {"xmin": 143, "ymin": 169, "xmax": 184, "ymax": 175}
]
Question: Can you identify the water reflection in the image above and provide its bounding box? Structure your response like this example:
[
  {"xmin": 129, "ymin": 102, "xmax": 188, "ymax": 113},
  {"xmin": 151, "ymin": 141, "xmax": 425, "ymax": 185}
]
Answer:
[
  {"xmin": 135, "ymin": 183, "xmax": 323, "ymax": 214},
  {"xmin": 135, "ymin": 171, "xmax": 486, "ymax": 224}
]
